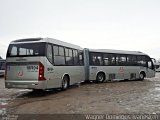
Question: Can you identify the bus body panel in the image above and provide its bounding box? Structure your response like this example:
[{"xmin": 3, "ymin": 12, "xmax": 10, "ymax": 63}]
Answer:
[
  {"xmin": 146, "ymin": 68, "xmax": 155, "ymax": 78},
  {"xmin": 46, "ymin": 64, "xmax": 85, "ymax": 88},
  {"xmin": 89, "ymin": 66, "xmax": 155, "ymax": 80},
  {"xmin": 6, "ymin": 57, "xmax": 45, "ymax": 80},
  {"xmin": 6, "ymin": 62, "xmax": 39, "ymax": 80}
]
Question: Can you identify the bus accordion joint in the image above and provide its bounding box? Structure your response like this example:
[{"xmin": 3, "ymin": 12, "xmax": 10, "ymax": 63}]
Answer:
[{"xmin": 39, "ymin": 62, "xmax": 46, "ymax": 81}]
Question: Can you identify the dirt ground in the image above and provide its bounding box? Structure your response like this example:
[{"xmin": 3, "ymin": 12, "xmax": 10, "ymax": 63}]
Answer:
[{"xmin": 0, "ymin": 73, "xmax": 160, "ymax": 115}]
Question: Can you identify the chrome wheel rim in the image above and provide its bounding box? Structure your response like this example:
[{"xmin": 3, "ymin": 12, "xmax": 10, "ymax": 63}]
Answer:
[
  {"xmin": 63, "ymin": 79, "xmax": 68, "ymax": 89},
  {"xmin": 140, "ymin": 73, "xmax": 144, "ymax": 79},
  {"xmin": 98, "ymin": 74, "xmax": 104, "ymax": 82}
]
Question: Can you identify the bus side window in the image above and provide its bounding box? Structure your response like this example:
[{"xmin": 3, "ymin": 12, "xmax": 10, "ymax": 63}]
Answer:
[
  {"xmin": 65, "ymin": 49, "xmax": 73, "ymax": 65},
  {"xmin": 115, "ymin": 55, "xmax": 119, "ymax": 65},
  {"xmin": 103, "ymin": 54, "xmax": 109, "ymax": 65},
  {"xmin": 148, "ymin": 61, "xmax": 152, "ymax": 69},
  {"xmin": 137, "ymin": 56, "xmax": 146, "ymax": 67},
  {"xmin": 119, "ymin": 55, "xmax": 127, "ymax": 65},
  {"xmin": 89, "ymin": 53, "xmax": 102, "ymax": 66},
  {"xmin": 79, "ymin": 51, "xmax": 84, "ymax": 65},
  {"xmin": 73, "ymin": 50, "xmax": 78, "ymax": 65},
  {"xmin": 47, "ymin": 44, "xmax": 53, "ymax": 64},
  {"xmin": 58, "ymin": 46, "xmax": 65, "ymax": 65},
  {"xmin": 53, "ymin": 46, "xmax": 65, "ymax": 65},
  {"xmin": 147, "ymin": 58, "xmax": 154, "ymax": 70},
  {"xmin": 110, "ymin": 55, "xmax": 116, "ymax": 65},
  {"xmin": 11, "ymin": 46, "xmax": 17, "ymax": 56},
  {"xmin": 127, "ymin": 55, "xmax": 137, "ymax": 66}
]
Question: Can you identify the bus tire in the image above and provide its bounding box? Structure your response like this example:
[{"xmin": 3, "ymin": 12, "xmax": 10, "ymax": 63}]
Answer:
[
  {"xmin": 61, "ymin": 75, "xmax": 69, "ymax": 90},
  {"xmin": 139, "ymin": 72, "xmax": 145, "ymax": 80},
  {"xmin": 96, "ymin": 72, "xmax": 105, "ymax": 83}
]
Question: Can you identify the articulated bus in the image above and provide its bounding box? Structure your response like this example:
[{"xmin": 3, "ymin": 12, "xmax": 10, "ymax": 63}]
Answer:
[
  {"xmin": 5, "ymin": 38, "xmax": 155, "ymax": 90},
  {"xmin": 5, "ymin": 38, "xmax": 84, "ymax": 90},
  {"xmin": 83, "ymin": 48, "xmax": 155, "ymax": 83}
]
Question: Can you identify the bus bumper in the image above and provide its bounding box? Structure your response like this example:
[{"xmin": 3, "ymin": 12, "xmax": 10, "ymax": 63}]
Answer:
[{"xmin": 5, "ymin": 80, "xmax": 47, "ymax": 90}]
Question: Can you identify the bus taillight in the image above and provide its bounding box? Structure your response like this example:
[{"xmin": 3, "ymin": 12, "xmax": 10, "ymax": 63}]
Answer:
[{"xmin": 39, "ymin": 62, "xmax": 46, "ymax": 81}]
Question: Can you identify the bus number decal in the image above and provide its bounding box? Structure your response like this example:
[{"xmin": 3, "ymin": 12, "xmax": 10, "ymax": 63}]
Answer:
[{"xmin": 27, "ymin": 65, "xmax": 38, "ymax": 72}]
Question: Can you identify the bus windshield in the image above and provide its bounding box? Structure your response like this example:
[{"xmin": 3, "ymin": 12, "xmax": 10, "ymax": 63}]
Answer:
[{"xmin": 7, "ymin": 43, "xmax": 46, "ymax": 57}]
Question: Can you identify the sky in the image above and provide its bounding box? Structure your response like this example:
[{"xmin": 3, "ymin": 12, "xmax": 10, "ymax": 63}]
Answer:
[{"xmin": 1, "ymin": 0, "xmax": 160, "ymax": 59}]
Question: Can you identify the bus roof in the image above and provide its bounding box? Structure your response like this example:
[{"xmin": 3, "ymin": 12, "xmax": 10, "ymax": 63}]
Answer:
[
  {"xmin": 11, "ymin": 38, "xmax": 83, "ymax": 50},
  {"xmin": 11, "ymin": 38, "xmax": 148, "ymax": 56},
  {"xmin": 88, "ymin": 48, "xmax": 148, "ymax": 56}
]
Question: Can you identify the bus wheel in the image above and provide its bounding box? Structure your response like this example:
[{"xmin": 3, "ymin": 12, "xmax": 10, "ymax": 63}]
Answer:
[
  {"xmin": 96, "ymin": 73, "xmax": 105, "ymax": 83},
  {"xmin": 61, "ymin": 76, "xmax": 69, "ymax": 90},
  {"xmin": 139, "ymin": 72, "xmax": 145, "ymax": 80}
]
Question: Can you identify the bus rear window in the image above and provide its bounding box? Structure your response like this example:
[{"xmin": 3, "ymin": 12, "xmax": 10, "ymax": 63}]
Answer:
[{"xmin": 7, "ymin": 43, "xmax": 46, "ymax": 57}]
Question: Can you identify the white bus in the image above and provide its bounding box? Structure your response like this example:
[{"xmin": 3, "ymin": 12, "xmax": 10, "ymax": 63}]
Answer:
[
  {"xmin": 83, "ymin": 48, "xmax": 155, "ymax": 82},
  {"xmin": 5, "ymin": 38, "xmax": 84, "ymax": 90}
]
